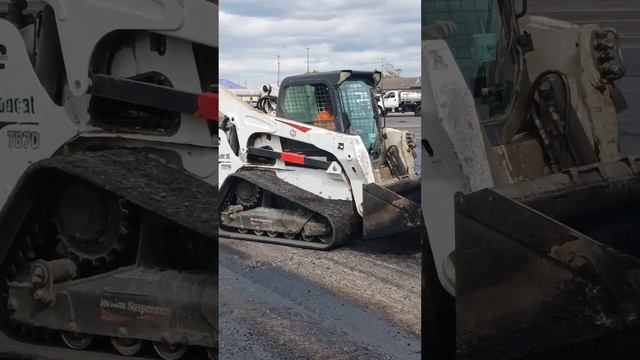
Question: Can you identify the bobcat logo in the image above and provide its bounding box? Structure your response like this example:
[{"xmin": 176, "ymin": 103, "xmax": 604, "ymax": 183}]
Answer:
[{"xmin": 0, "ymin": 45, "xmax": 6, "ymax": 70}]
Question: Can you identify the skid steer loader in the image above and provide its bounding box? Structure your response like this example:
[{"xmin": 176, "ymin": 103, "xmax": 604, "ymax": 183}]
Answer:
[
  {"xmin": 421, "ymin": 0, "xmax": 637, "ymax": 359},
  {"xmin": 0, "ymin": 1, "xmax": 217, "ymax": 359},
  {"xmin": 219, "ymin": 71, "xmax": 422, "ymax": 249}
]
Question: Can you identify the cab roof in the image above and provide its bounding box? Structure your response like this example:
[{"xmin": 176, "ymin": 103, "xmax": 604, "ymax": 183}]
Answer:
[{"xmin": 280, "ymin": 70, "xmax": 381, "ymax": 88}]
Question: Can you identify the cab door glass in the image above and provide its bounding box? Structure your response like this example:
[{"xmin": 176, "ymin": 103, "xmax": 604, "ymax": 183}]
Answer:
[
  {"xmin": 281, "ymin": 84, "xmax": 337, "ymax": 130},
  {"xmin": 339, "ymin": 80, "xmax": 379, "ymax": 150},
  {"xmin": 423, "ymin": 0, "xmax": 517, "ymax": 121}
]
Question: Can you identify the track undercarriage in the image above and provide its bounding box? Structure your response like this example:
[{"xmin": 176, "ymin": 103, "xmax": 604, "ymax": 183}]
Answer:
[
  {"xmin": 219, "ymin": 169, "xmax": 356, "ymax": 250},
  {"xmin": 0, "ymin": 150, "xmax": 217, "ymax": 360}
]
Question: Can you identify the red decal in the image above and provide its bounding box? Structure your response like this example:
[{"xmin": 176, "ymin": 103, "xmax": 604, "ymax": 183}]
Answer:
[
  {"xmin": 281, "ymin": 152, "xmax": 305, "ymax": 165},
  {"xmin": 278, "ymin": 120, "xmax": 311, "ymax": 133},
  {"xmin": 195, "ymin": 92, "xmax": 218, "ymax": 122},
  {"xmin": 100, "ymin": 310, "xmax": 129, "ymax": 322},
  {"xmin": 137, "ymin": 313, "xmax": 160, "ymax": 322}
]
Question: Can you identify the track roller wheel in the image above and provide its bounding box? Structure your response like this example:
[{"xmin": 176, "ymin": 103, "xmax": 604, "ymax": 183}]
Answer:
[
  {"xmin": 267, "ymin": 231, "xmax": 278, "ymax": 238},
  {"xmin": 301, "ymin": 233, "xmax": 333, "ymax": 245},
  {"xmin": 152, "ymin": 342, "xmax": 188, "ymax": 360},
  {"xmin": 253, "ymin": 230, "xmax": 264, "ymax": 236},
  {"xmin": 111, "ymin": 337, "xmax": 143, "ymax": 356},
  {"xmin": 61, "ymin": 331, "xmax": 94, "ymax": 350},
  {"xmin": 301, "ymin": 232, "xmax": 315, "ymax": 242},
  {"xmin": 283, "ymin": 233, "xmax": 296, "ymax": 239},
  {"xmin": 237, "ymin": 228, "xmax": 248, "ymax": 234},
  {"xmin": 302, "ymin": 217, "xmax": 333, "ymax": 245},
  {"xmin": 318, "ymin": 234, "xmax": 332, "ymax": 245}
]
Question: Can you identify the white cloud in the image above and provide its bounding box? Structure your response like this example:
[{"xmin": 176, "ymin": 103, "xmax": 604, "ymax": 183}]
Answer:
[{"xmin": 219, "ymin": 0, "xmax": 420, "ymax": 88}]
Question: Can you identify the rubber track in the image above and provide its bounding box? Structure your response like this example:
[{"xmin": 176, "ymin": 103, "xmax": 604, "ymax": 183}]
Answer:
[
  {"xmin": 36, "ymin": 150, "xmax": 218, "ymax": 238},
  {"xmin": 220, "ymin": 169, "xmax": 356, "ymax": 249},
  {"xmin": 0, "ymin": 150, "xmax": 217, "ymax": 358}
]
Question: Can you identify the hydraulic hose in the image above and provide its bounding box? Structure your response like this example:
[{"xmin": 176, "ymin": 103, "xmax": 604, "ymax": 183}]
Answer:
[
  {"xmin": 256, "ymin": 94, "xmax": 277, "ymax": 114},
  {"xmin": 530, "ymin": 70, "xmax": 581, "ymax": 171}
]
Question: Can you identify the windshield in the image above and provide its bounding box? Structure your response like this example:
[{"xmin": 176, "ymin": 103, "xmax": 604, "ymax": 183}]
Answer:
[
  {"xmin": 423, "ymin": 0, "xmax": 517, "ymax": 121},
  {"xmin": 338, "ymin": 80, "xmax": 379, "ymax": 152}
]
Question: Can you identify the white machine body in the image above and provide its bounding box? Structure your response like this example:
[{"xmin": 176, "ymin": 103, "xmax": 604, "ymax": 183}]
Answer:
[
  {"xmin": 0, "ymin": 0, "xmax": 218, "ymax": 209},
  {"xmin": 219, "ymin": 87, "xmax": 376, "ymax": 216}
]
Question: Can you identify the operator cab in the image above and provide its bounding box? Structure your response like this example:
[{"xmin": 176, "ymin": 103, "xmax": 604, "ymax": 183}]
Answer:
[
  {"xmin": 276, "ymin": 70, "xmax": 382, "ymax": 155},
  {"xmin": 423, "ymin": 0, "xmax": 521, "ymax": 125},
  {"xmin": 424, "ymin": 0, "xmax": 625, "ymax": 176}
]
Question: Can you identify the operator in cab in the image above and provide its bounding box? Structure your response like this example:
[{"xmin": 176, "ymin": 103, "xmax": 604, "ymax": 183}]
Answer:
[{"xmin": 315, "ymin": 104, "xmax": 336, "ymax": 130}]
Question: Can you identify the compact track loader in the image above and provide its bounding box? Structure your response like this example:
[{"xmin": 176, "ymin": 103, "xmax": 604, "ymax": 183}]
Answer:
[
  {"xmin": 219, "ymin": 71, "xmax": 421, "ymax": 249},
  {"xmin": 421, "ymin": 0, "xmax": 637, "ymax": 359},
  {"xmin": 0, "ymin": 1, "xmax": 218, "ymax": 359}
]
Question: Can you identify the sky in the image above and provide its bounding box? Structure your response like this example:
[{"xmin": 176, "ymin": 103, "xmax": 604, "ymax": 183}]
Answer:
[{"xmin": 219, "ymin": 0, "xmax": 420, "ymax": 88}]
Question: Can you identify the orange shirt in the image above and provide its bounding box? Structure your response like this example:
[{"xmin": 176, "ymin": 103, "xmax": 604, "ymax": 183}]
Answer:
[
  {"xmin": 317, "ymin": 110, "xmax": 336, "ymax": 121},
  {"xmin": 314, "ymin": 110, "xmax": 336, "ymax": 130}
]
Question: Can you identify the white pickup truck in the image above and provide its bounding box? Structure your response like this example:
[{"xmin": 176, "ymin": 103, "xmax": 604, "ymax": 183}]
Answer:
[{"xmin": 377, "ymin": 90, "xmax": 422, "ymax": 116}]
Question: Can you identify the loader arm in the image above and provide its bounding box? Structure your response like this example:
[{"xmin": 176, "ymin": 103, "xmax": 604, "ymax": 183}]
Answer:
[{"xmin": 421, "ymin": 39, "xmax": 497, "ymax": 295}]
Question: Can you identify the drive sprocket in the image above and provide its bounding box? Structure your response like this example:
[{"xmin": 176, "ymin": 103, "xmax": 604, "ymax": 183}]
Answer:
[
  {"xmin": 52, "ymin": 182, "xmax": 129, "ymax": 267},
  {"xmin": 233, "ymin": 180, "xmax": 262, "ymax": 209}
]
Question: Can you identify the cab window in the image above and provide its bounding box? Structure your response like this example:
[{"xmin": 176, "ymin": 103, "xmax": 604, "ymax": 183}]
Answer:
[
  {"xmin": 339, "ymin": 80, "xmax": 378, "ymax": 151},
  {"xmin": 423, "ymin": 0, "xmax": 517, "ymax": 121},
  {"xmin": 281, "ymin": 84, "xmax": 337, "ymax": 130}
]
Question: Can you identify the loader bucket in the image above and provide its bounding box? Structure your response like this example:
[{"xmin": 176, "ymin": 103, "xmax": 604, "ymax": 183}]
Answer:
[
  {"xmin": 363, "ymin": 174, "xmax": 422, "ymax": 241},
  {"xmin": 456, "ymin": 158, "xmax": 640, "ymax": 359}
]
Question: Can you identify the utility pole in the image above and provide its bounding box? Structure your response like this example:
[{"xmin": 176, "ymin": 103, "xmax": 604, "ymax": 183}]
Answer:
[
  {"xmin": 306, "ymin": 47, "xmax": 310, "ymax": 73},
  {"xmin": 277, "ymin": 54, "xmax": 281, "ymax": 85},
  {"xmin": 380, "ymin": 57, "xmax": 384, "ymax": 91}
]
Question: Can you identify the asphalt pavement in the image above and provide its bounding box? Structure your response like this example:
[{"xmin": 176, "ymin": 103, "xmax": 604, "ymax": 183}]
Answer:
[{"xmin": 219, "ymin": 240, "xmax": 421, "ymax": 360}]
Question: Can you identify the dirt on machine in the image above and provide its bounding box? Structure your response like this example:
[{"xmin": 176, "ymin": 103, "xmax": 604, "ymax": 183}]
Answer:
[
  {"xmin": 0, "ymin": 1, "xmax": 218, "ymax": 359},
  {"xmin": 219, "ymin": 70, "xmax": 422, "ymax": 249},
  {"xmin": 421, "ymin": 0, "xmax": 637, "ymax": 358}
]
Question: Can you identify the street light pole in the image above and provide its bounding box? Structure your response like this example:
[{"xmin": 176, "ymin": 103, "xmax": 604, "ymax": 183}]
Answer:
[
  {"xmin": 277, "ymin": 54, "xmax": 281, "ymax": 85},
  {"xmin": 306, "ymin": 47, "xmax": 310, "ymax": 73},
  {"xmin": 380, "ymin": 57, "xmax": 384, "ymax": 91}
]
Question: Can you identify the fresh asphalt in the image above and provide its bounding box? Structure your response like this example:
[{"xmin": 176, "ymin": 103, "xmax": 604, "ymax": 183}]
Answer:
[{"xmin": 219, "ymin": 241, "xmax": 421, "ymax": 360}]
